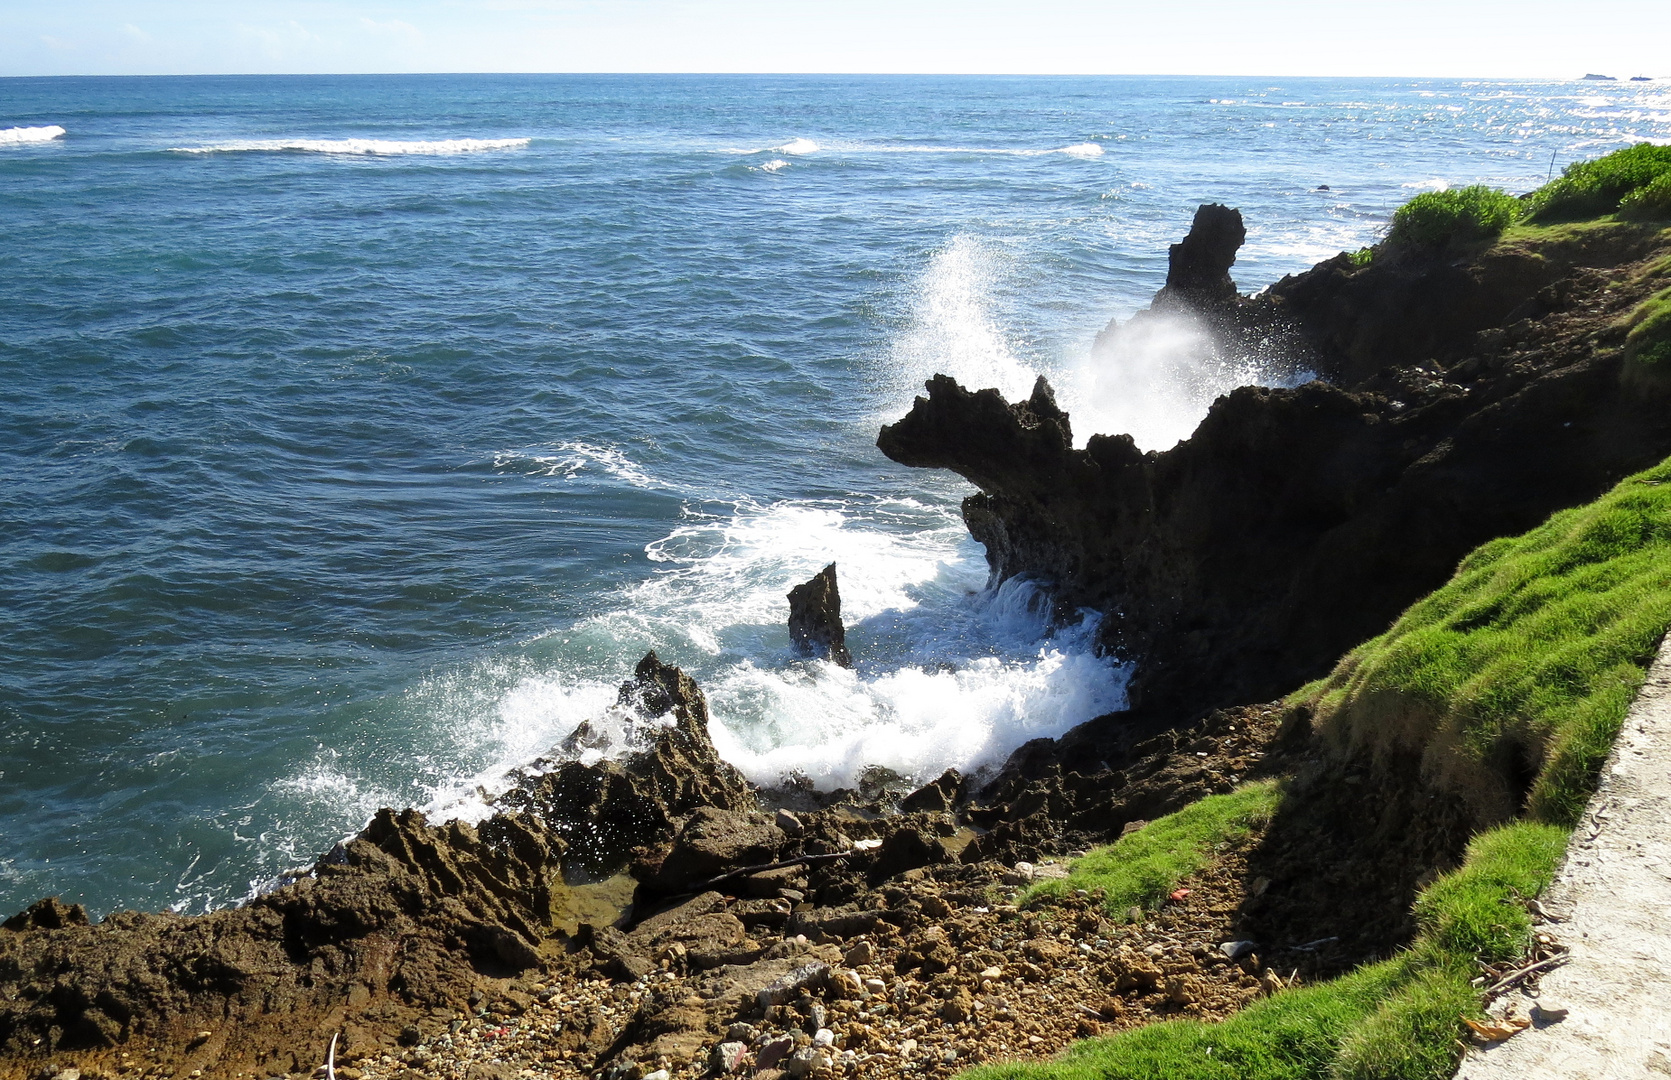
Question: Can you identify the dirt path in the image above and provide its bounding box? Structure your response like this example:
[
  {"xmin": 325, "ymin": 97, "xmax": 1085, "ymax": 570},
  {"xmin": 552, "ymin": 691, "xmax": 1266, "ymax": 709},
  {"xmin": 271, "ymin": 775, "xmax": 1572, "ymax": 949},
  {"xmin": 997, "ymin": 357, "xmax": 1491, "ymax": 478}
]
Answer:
[{"xmin": 1456, "ymin": 638, "xmax": 1671, "ymax": 1079}]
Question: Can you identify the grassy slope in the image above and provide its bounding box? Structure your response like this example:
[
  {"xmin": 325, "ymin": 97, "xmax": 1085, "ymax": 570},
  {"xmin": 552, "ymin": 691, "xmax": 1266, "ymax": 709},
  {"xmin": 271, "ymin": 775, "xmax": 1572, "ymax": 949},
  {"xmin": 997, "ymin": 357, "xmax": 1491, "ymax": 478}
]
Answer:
[
  {"xmin": 965, "ymin": 455, "xmax": 1671, "ymax": 1080},
  {"xmin": 1019, "ymin": 781, "xmax": 1280, "ymax": 919}
]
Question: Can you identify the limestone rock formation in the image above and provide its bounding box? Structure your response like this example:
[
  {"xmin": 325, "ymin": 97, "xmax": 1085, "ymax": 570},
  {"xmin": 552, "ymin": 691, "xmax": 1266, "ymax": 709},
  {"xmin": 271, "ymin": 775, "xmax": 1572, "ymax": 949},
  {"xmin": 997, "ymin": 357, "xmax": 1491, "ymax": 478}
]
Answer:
[
  {"xmin": 496, "ymin": 651, "xmax": 756, "ymax": 871},
  {"xmin": 786, "ymin": 563, "xmax": 853, "ymax": 667},
  {"xmin": 880, "ymin": 214, "xmax": 1671, "ymax": 724}
]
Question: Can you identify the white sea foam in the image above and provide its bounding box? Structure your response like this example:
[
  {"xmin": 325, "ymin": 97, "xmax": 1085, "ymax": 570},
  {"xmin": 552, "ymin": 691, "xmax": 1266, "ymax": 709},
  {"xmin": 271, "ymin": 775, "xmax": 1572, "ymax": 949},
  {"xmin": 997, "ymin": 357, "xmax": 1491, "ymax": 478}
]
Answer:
[
  {"xmin": 409, "ymin": 494, "xmax": 1126, "ymax": 823},
  {"xmin": 878, "ymin": 233, "xmax": 1040, "ymax": 408},
  {"xmin": 1402, "ymin": 177, "xmax": 1450, "ymax": 191},
  {"xmin": 494, "ymin": 442, "xmax": 661, "ymax": 489},
  {"xmin": 758, "ymin": 159, "xmax": 788, "ymax": 173},
  {"xmin": 0, "ymin": 125, "xmax": 65, "ymax": 145},
  {"xmin": 731, "ymin": 140, "xmax": 1105, "ymax": 159},
  {"xmin": 169, "ymin": 137, "xmax": 530, "ymax": 156}
]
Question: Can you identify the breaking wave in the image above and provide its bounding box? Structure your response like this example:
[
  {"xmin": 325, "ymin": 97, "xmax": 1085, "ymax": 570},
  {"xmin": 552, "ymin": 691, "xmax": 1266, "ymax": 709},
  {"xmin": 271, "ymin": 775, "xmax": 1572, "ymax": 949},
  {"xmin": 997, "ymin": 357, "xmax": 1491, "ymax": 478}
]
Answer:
[
  {"xmin": 1, "ymin": 125, "xmax": 66, "ymax": 145},
  {"xmin": 169, "ymin": 137, "xmax": 530, "ymax": 156}
]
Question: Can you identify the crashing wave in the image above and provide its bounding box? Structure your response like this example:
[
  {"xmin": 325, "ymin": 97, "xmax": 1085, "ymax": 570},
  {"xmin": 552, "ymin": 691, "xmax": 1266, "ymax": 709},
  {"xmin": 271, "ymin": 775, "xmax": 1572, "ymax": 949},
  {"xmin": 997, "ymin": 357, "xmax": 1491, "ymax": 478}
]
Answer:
[{"xmin": 0, "ymin": 125, "xmax": 66, "ymax": 145}]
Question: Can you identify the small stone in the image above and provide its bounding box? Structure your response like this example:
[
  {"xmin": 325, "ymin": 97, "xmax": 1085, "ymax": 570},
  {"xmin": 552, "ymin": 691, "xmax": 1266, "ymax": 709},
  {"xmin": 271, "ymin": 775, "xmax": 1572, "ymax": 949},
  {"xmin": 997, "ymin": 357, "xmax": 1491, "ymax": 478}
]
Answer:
[
  {"xmin": 828, "ymin": 969, "xmax": 864, "ymax": 999},
  {"xmin": 52, "ymin": 1071, "xmax": 81, "ymax": 1080},
  {"xmin": 813, "ymin": 1028, "xmax": 835, "ymax": 1048},
  {"xmin": 711, "ymin": 1042, "xmax": 750, "ymax": 1073},
  {"xmin": 805, "ymin": 1003, "xmax": 827, "ymax": 1031},
  {"xmin": 785, "ymin": 1048, "xmax": 826, "ymax": 1078},
  {"xmin": 642, "ymin": 1071, "xmax": 670, "ymax": 1080},
  {"xmin": 1002, "ymin": 862, "xmax": 1035, "ymax": 886},
  {"xmin": 862, "ymin": 977, "xmax": 885, "ymax": 995},
  {"xmin": 1219, "ymin": 940, "xmax": 1259, "ymax": 960},
  {"xmin": 979, "ymin": 965, "xmax": 1002, "ymax": 980},
  {"xmin": 844, "ymin": 941, "xmax": 878, "ymax": 967},
  {"xmin": 899, "ymin": 1039, "xmax": 917, "ymax": 1056},
  {"xmin": 1532, "ymin": 999, "xmax": 1570, "ymax": 1024},
  {"xmin": 726, "ymin": 1022, "xmax": 759, "ymax": 1044},
  {"xmin": 1125, "ymin": 906, "xmax": 1143, "ymax": 923},
  {"xmin": 756, "ymin": 1035, "xmax": 796, "ymax": 1070},
  {"xmin": 775, "ymin": 809, "xmax": 804, "ymax": 835}
]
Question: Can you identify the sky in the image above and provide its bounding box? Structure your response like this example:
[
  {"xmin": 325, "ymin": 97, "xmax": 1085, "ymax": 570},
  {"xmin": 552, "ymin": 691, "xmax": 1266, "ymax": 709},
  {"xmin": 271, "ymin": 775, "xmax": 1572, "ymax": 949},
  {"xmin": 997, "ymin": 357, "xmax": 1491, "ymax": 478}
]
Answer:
[{"xmin": 3, "ymin": 0, "xmax": 1670, "ymax": 79}]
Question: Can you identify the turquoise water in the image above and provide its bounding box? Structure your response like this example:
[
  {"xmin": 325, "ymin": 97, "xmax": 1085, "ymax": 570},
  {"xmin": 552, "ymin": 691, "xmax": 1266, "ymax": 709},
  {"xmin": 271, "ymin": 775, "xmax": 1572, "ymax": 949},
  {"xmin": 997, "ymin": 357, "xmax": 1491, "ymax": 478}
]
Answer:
[{"xmin": 2, "ymin": 74, "xmax": 1667, "ymax": 917}]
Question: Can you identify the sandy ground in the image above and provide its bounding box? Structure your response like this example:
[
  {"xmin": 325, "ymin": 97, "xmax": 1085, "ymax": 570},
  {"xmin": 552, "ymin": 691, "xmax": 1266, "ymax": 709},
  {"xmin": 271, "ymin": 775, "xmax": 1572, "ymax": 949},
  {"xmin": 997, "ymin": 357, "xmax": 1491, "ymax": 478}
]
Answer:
[{"xmin": 1457, "ymin": 637, "xmax": 1671, "ymax": 1079}]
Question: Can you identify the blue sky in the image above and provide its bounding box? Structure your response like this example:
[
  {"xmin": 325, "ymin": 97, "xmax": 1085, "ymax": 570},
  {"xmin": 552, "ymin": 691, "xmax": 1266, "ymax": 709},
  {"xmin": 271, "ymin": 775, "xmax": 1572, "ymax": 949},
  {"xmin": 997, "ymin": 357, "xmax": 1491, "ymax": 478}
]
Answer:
[{"xmin": 4, "ymin": 0, "xmax": 1670, "ymax": 78}]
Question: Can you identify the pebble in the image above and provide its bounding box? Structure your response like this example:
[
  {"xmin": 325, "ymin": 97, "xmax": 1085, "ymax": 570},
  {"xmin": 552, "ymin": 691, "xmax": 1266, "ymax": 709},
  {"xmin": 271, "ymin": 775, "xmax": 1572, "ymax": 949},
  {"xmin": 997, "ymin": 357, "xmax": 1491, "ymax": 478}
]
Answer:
[
  {"xmin": 1219, "ymin": 940, "xmax": 1259, "ymax": 960},
  {"xmin": 712, "ymin": 1042, "xmax": 750, "ymax": 1073},
  {"xmin": 1532, "ymin": 998, "xmax": 1570, "ymax": 1023}
]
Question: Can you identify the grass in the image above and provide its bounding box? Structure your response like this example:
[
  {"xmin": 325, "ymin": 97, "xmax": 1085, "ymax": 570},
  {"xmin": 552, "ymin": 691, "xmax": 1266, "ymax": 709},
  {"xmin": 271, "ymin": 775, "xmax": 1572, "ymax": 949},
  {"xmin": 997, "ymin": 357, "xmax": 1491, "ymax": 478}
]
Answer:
[
  {"xmin": 1300, "ymin": 455, "xmax": 1671, "ymax": 827},
  {"xmin": 1622, "ymin": 286, "xmax": 1671, "ymax": 369},
  {"xmin": 1019, "ymin": 781, "xmax": 1281, "ymax": 918},
  {"xmin": 1529, "ymin": 142, "xmax": 1671, "ymax": 221},
  {"xmin": 966, "ymin": 823, "xmax": 1565, "ymax": 1080},
  {"xmin": 1385, "ymin": 186, "xmax": 1523, "ymax": 250},
  {"xmin": 961, "ymin": 457, "xmax": 1671, "ymax": 1080}
]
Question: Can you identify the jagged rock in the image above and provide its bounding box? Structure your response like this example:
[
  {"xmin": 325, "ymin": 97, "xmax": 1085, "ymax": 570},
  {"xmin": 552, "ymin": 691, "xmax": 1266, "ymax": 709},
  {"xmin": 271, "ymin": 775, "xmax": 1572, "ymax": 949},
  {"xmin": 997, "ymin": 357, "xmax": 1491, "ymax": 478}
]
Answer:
[
  {"xmin": 880, "ymin": 215, "xmax": 1671, "ymax": 723},
  {"xmin": 787, "ymin": 563, "xmax": 853, "ymax": 667},
  {"xmin": 867, "ymin": 825, "xmax": 949, "ymax": 884},
  {"xmin": 900, "ymin": 769, "xmax": 967, "ymax": 813},
  {"xmin": 648, "ymin": 808, "xmax": 787, "ymax": 894},
  {"xmin": 1159, "ymin": 203, "xmax": 1246, "ymax": 304},
  {"xmin": 497, "ymin": 652, "xmax": 756, "ymax": 872}
]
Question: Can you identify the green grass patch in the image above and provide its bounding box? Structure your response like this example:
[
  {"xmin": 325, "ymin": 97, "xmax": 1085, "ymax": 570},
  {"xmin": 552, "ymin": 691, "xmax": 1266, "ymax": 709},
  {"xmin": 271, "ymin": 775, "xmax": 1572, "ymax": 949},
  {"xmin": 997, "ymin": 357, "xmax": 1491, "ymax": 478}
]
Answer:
[
  {"xmin": 1386, "ymin": 186, "xmax": 1523, "ymax": 250},
  {"xmin": 1299, "ymin": 456, "xmax": 1671, "ymax": 827},
  {"xmin": 961, "ymin": 457, "xmax": 1671, "ymax": 1080},
  {"xmin": 1622, "ymin": 286, "xmax": 1671, "ymax": 369},
  {"xmin": 1019, "ymin": 780, "xmax": 1281, "ymax": 918},
  {"xmin": 965, "ymin": 823, "xmax": 1565, "ymax": 1080},
  {"xmin": 1346, "ymin": 247, "xmax": 1374, "ymax": 268},
  {"xmin": 1529, "ymin": 142, "xmax": 1671, "ymax": 222}
]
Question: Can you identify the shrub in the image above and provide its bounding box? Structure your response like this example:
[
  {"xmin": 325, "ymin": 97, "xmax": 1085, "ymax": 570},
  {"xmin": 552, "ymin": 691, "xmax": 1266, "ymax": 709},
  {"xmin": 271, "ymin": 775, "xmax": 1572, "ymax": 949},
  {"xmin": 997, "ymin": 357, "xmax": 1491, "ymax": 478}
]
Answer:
[
  {"xmin": 1620, "ymin": 171, "xmax": 1671, "ymax": 220},
  {"xmin": 1386, "ymin": 186, "xmax": 1523, "ymax": 250},
  {"xmin": 1529, "ymin": 142, "xmax": 1671, "ymax": 221}
]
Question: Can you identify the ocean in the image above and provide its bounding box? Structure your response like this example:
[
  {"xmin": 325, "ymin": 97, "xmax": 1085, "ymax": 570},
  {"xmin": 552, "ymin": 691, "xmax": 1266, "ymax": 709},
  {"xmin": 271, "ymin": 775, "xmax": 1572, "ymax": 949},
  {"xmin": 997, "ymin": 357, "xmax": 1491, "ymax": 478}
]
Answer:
[{"xmin": 2, "ymin": 74, "xmax": 1667, "ymax": 918}]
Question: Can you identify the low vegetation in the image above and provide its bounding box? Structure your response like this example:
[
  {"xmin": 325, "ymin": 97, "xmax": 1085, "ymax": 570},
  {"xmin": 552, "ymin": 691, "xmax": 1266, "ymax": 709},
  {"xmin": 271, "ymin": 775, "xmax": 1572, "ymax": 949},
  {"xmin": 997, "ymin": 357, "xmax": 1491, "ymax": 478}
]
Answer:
[
  {"xmin": 1623, "ymin": 286, "xmax": 1671, "ymax": 368},
  {"xmin": 1620, "ymin": 172, "xmax": 1671, "ymax": 221},
  {"xmin": 1385, "ymin": 185, "xmax": 1522, "ymax": 250},
  {"xmin": 1302, "ymin": 454, "xmax": 1671, "ymax": 827},
  {"xmin": 966, "ymin": 456, "xmax": 1671, "ymax": 1080},
  {"xmin": 1020, "ymin": 781, "xmax": 1280, "ymax": 918},
  {"xmin": 1528, "ymin": 142, "xmax": 1671, "ymax": 222}
]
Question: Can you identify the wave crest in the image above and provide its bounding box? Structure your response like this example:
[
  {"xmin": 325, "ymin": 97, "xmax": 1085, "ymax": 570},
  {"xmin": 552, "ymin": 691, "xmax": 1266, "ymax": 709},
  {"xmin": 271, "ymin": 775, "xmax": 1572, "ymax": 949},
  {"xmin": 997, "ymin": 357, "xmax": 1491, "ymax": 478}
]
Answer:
[
  {"xmin": 1, "ymin": 125, "xmax": 66, "ymax": 145},
  {"xmin": 169, "ymin": 137, "xmax": 530, "ymax": 156}
]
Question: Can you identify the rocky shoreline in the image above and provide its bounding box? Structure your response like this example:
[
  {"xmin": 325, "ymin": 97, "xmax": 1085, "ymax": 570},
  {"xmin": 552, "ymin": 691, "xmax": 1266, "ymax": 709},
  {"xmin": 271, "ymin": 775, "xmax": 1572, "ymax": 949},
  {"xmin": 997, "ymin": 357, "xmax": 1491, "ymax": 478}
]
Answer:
[{"xmin": 6, "ymin": 205, "xmax": 1671, "ymax": 1080}]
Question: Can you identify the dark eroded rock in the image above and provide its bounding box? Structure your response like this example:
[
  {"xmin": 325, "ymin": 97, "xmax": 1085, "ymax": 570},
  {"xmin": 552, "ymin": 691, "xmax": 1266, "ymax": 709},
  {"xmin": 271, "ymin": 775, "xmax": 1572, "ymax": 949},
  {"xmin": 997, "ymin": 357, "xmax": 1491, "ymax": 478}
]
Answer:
[{"xmin": 787, "ymin": 563, "xmax": 853, "ymax": 668}]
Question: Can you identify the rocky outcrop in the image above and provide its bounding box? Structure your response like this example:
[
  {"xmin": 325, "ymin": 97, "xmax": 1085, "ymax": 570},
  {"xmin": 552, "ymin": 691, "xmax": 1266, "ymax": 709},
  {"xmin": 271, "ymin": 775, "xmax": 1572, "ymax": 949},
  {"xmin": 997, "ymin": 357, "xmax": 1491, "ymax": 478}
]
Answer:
[
  {"xmin": 1157, "ymin": 203, "xmax": 1246, "ymax": 305},
  {"xmin": 0, "ymin": 653, "xmax": 755, "ymax": 1077},
  {"xmin": 496, "ymin": 652, "xmax": 756, "ymax": 871},
  {"xmin": 787, "ymin": 563, "xmax": 853, "ymax": 667},
  {"xmin": 880, "ymin": 214, "xmax": 1671, "ymax": 723}
]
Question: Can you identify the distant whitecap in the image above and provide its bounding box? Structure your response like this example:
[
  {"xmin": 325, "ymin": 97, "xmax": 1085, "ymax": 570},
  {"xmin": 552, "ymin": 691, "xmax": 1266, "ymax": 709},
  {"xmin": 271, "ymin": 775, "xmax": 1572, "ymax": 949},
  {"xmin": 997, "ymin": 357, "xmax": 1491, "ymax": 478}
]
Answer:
[
  {"xmin": 0, "ymin": 125, "xmax": 66, "ymax": 145},
  {"xmin": 169, "ymin": 136, "xmax": 530, "ymax": 156},
  {"xmin": 772, "ymin": 137, "xmax": 820, "ymax": 155}
]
